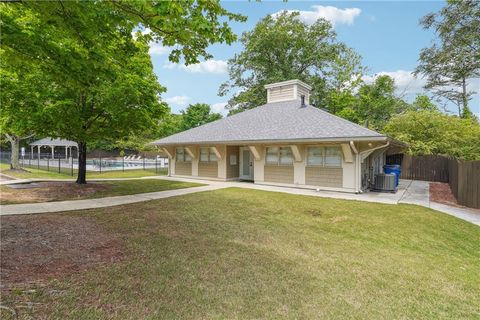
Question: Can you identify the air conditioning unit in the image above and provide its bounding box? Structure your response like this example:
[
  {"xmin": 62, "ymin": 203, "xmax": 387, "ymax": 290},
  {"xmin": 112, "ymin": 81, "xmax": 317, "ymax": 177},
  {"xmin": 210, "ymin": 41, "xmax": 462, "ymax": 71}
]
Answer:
[{"xmin": 374, "ymin": 173, "xmax": 396, "ymax": 192}]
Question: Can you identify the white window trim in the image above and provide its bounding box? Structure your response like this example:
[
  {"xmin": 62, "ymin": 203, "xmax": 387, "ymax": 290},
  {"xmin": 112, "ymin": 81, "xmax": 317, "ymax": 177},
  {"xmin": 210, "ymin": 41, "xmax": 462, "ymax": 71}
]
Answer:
[
  {"xmin": 265, "ymin": 146, "xmax": 294, "ymax": 166},
  {"xmin": 306, "ymin": 146, "xmax": 343, "ymax": 168},
  {"xmin": 176, "ymin": 147, "xmax": 191, "ymax": 163},
  {"xmin": 199, "ymin": 147, "xmax": 218, "ymax": 163}
]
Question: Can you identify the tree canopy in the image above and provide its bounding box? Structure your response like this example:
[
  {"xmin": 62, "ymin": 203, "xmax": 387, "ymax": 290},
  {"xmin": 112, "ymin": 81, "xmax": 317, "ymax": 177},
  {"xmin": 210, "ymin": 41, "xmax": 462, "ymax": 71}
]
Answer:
[
  {"xmin": 0, "ymin": 0, "xmax": 244, "ymax": 183},
  {"xmin": 180, "ymin": 103, "xmax": 222, "ymax": 131},
  {"xmin": 219, "ymin": 11, "xmax": 363, "ymax": 114},
  {"xmin": 383, "ymin": 109, "xmax": 480, "ymax": 160},
  {"xmin": 415, "ymin": 0, "xmax": 480, "ymax": 118},
  {"xmin": 0, "ymin": 59, "xmax": 52, "ymax": 168}
]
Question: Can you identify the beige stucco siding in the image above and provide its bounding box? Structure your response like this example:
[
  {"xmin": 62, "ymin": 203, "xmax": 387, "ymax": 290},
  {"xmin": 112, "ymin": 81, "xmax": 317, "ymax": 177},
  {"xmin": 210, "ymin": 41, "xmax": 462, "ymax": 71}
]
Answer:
[
  {"xmin": 226, "ymin": 146, "xmax": 239, "ymax": 179},
  {"xmin": 305, "ymin": 166, "xmax": 343, "ymax": 188},
  {"xmin": 198, "ymin": 162, "xmax": 218, "ymax": 178},
  {"xmin": 264, "ymin": 165, "xmax": 294, "ymax": 184},
  {"xmin": 269, "ymin": 86, "xmax": 294, "ymax": 102},
  {"xmin": 175, "ymin": 162, "xmax": 192, "ymax": 176}
]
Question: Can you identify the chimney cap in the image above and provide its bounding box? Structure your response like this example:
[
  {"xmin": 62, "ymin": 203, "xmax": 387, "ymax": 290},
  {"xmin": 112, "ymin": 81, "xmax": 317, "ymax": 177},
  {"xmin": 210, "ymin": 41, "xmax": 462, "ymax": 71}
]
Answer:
[{"xmin": 264, "ymin": 79, "xmax": 312, "ymax": 90}]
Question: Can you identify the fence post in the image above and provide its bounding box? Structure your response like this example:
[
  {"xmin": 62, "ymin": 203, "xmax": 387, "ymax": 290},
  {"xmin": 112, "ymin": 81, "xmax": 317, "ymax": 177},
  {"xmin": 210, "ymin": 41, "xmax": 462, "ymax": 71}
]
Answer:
[
  {"xmin": 58, "ymin": 157, "xmax": 61, "ymax": 174},
  {"xmin": 99, "ymin": 157, "xmax": 102, "ymax": 174},
  {"xmin": 38, "ymin": 156, "xmax": 40, "ymax": 169},
  {"xmin": 143, "ymin": 156, "xmax": 145, "ymax": 170},
  {"xmin": 71, "ymin": 158, "xmax": 74, "ymax": 176},
  {"xmin": 155, "ymin": 158, "xmax": 158, "ymax": 174},
  {"xmin": 122, "ymin": 157, "xmax": 124, "ymax": 172}
]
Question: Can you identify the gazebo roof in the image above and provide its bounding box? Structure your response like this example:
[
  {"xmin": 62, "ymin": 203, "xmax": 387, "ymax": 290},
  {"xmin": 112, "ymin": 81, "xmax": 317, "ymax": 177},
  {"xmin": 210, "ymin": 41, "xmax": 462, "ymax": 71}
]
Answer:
[{"xmin": 29, "ymin": 137, "xmax": 78, "ymax": 147}]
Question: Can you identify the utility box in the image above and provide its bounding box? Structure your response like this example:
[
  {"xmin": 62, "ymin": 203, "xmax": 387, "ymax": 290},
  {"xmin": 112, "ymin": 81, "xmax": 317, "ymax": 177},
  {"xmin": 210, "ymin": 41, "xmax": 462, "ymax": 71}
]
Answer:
[{"xmin": 374, "ymin": 173, "xmax": 397, "ymax": 192}]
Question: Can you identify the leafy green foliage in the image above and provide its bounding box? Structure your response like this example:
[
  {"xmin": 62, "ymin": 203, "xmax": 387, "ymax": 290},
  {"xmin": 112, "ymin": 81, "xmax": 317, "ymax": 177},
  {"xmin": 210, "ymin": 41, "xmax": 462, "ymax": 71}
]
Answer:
[
  {"xmin": 0, "ymin": 1, "xmax": 244, "ymax": 183},
  {"xmin": 0, "ymin": 59, "xmax": 53, "ymax": 168},
  {"xmin": 415, "ymin": 0, "xmax": 479, "ymax": 117},
  {"xmin": 180, "ymin": 103, "xmax": 222, "ymax": 131},
  {"xmin": 409, "ymin": 95, "xmax": 438, "ymax": 112},
  {"xmin": 219, "ymin": 11, "xmax": 362, "ymax": 113},
  {"xmin": 383, "ymin": 110, "xmax": 480, "ymax": 160},
  {"xmin": 356, "ymin": 75, "xmax": 410, "ymax": 130}
]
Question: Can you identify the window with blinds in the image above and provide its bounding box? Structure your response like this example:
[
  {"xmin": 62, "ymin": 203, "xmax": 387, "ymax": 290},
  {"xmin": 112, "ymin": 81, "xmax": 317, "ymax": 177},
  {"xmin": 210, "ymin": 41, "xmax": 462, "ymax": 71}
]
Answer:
[
  {"xmin": 307, "ymin": 146, "xmax": 342, "ymax": 167},
  {"xmin": 266, "ymin": 147, "xmax": 293, "ymax": 165}
]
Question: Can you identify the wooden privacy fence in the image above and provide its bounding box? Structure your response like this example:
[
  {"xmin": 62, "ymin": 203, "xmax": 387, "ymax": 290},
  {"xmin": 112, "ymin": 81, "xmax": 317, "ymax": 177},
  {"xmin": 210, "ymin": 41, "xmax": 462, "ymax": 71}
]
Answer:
[
  {"xmin": 448, "ymin": 159, "xmax": 480, "ymax": 209},
  {"xmin": 386, "ymin": 154, "xmax": 480, "ymax": 209}
]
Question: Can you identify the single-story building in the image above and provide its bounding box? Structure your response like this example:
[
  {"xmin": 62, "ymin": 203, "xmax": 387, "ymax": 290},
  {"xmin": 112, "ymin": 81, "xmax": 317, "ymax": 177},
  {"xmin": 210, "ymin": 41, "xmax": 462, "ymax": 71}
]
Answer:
[{"xmin": 152, "ymin": 79, "xmax": 403, "ymax": 193}]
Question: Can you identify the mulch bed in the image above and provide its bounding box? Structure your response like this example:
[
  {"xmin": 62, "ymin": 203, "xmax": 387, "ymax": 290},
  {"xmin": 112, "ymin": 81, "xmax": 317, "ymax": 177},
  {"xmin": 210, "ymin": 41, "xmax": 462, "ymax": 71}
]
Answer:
[
  {"xmin": 429, "ymin": 182, "xmax": 460, "ymax": 207},
  {"xmin": 0, "ymin": 214, "xmax": 124, "ymax": 289}
]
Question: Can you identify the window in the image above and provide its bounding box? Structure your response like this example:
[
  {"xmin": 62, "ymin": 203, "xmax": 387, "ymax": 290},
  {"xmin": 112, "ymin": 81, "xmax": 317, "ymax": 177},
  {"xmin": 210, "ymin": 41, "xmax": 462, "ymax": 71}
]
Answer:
[
  {"xmin": 266, "ymin": 147, "xmax": 279, "ymax": 164},
  {"xmin": 176, "ymin": 147, "xmax": 191, "ymax": 162},
  {"xmin": 200, "ymin": 148, "xmax": 209, "ymax": 162},
  {"xmin": 279, "ymin": 147, "xmax": 293, "ymax": 165},
  {"xmin": 307, "ymin": 146, "xmax": 342, "ymax": 167},
  {"xmin": 266, "ymin": 147, "xmax": 293, "ymax": 165},
  {"xmin": 200, "ymin": 147, "xmax": 218, "ymax": 162},
  {"xmin": 325, "ymin": 147, "xmax": 342, "ymax": 167},
  {"xmin": 307, "ymin": 147, "xmax": 323, "ymax": 166}
]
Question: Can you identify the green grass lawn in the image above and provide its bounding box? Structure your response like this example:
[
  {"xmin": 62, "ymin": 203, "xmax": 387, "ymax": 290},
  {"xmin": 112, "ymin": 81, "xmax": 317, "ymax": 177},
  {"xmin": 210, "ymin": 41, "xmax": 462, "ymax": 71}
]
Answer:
[
  {"xmin": 0, "ymin": 162, "xmax": 167, "ymax": 179},
  {"xmin": 0, "ymin": 179, "xmax": 203, "ymax": 204},
  {"xmin": 2, "ymin": 188, "xmax": 479, "ymax": 319}
]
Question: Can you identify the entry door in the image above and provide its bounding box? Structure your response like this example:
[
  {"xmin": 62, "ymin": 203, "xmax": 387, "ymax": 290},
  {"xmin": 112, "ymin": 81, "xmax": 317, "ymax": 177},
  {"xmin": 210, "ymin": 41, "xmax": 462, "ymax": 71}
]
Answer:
[{"xmin": 239, "ymin": 147, "xmax": 254, "ymax": 180}]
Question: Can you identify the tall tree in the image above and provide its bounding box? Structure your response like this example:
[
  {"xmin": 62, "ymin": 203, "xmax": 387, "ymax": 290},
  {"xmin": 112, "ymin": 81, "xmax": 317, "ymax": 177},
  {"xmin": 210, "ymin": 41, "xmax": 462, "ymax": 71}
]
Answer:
[
  {"xmin": 409, "ymin": 94, "xmax": 438, "ymax": 112},
  {"xmin": 1, "ymin": 1, "xmax": 244, "ymax": 183},
  {"xmin": 415, "ymin": 0, "xmax": 480, "ymax": 118},
  {"xmin": 355, "ymin": 75, "xmax": 409, "ymax": 131},
  {"xmin": 180, "ymin": 103, "xmax": 222, "ymax": 131},
  {"xmin": 219, "ymin": 11, "xmax": 362, "ymax": 113},
  {"xmin": 0, "ymin": 62, "xmax": 50, "ymax": 169},
  {"xmin": 323, "ymin": 46, "xmax": 365, "ymax": 115}
]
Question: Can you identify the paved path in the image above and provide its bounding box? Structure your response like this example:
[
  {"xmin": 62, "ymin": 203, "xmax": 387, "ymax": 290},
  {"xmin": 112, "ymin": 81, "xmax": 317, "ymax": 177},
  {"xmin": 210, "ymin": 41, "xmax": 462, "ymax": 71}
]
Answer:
[
  {"xmin": 1, "ymin": 176, "xmax": 478, "ymax": 226},
  {"xmin": 397, "ymin": 179, "xmax": 480, "ymax": 226},
  {"xmin": 0, "ymin": 185, "xmax": 225, "ymax": 216},
  {"xmin": 0, "ymin": 173, "xmax": 15, "ymax": 181}
]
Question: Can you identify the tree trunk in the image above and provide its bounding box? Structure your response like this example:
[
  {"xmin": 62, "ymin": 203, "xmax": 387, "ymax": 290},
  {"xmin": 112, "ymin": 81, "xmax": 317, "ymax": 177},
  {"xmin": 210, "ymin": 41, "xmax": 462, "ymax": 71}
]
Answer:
[
  {"xmin": 461, "ymin": 77, "xmax": 471, "ymax": 118},
  {"xmin": 76, "ymin": 141, "xmax": 87, "ymax": 184},
  {"xmin": 8, "ymin": 135, "xmax": 21, "ymax": 169}
]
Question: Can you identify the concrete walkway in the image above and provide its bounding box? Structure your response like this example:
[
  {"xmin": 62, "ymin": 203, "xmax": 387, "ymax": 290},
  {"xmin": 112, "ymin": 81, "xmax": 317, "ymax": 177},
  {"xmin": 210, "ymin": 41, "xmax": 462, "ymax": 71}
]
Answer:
[
  {"xmin": 1, "ymin": 176, "xmax": 478, "ymax": 226},
  {"xmin": 0, "ymin": 184, "xmax": 225, "ymax": 216},
  {"xmin": 397, "ymin": 179, "xmax": 480, "ymax": 226}
]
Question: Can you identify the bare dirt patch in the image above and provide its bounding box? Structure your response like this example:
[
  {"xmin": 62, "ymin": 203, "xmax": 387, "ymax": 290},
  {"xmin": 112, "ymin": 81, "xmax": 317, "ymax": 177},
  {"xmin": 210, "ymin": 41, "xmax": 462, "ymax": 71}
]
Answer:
[
  {"xmin": 0, "ymin": 214, "xmax": 124, "ymax": 289},
  {"xmin": 0, "ymin": 182, "xmax": 110, "ymax": 204},
  {"xmin": 429, "ymin": 182, "xmax": 459, "ymax": 207}
]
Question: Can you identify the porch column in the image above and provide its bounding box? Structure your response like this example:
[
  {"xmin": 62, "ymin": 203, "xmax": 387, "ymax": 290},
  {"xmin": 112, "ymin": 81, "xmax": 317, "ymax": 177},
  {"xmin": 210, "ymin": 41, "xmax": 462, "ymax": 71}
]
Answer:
[
  {"xmin": 51, "ymin": 145, "xmax": 55, "ymax": 159},
  {"xmin": 189, "ymin": 146, "xmax": 199, "ymax": 177},
  {"xmin": 215, "ymin": 145, "xmax": 227, "ymax": 180},
  {"xmin": 253, "ymin": 145, "xmax": 265, "ymax": 182},
  {"xmin": 292, "ymin": 145, "xmax": 305, "ymax": 185},
  {"xmin": 30, "ymin": 145, "xmax": 33, "ymax": 159},
  {"xmin": 37, "ymin": 145, "xmax": 41, "ymax": 160},
  {"xmin": 65, "ymin": 146, "xmax": 68, "ymax": 159}
]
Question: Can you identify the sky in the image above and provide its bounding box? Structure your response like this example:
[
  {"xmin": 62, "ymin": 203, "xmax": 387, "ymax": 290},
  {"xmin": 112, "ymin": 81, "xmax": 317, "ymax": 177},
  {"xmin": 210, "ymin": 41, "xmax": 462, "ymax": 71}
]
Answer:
[{"xmin": 149, "ymin": 1, "xmax": 479, "ymax": 117}]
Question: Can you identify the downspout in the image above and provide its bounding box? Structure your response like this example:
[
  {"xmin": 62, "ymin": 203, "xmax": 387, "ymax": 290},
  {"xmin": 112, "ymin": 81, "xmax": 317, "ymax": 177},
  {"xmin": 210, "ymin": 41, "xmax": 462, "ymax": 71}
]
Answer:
[
  {"xmin": 350, "ymin": 141, "xmax": 359, "ymax": 193},
  {"xmin": 358, "ymin": 141, "xmax": 390, "ymax": 192}
]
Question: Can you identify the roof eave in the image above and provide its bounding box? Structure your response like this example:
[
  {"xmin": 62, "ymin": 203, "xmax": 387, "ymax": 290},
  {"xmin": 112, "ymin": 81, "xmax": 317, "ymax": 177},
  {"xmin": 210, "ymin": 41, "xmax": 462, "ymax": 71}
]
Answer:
[{"xmin": 151, "ymin": 135, "xmax": 388, "ymax": 146}]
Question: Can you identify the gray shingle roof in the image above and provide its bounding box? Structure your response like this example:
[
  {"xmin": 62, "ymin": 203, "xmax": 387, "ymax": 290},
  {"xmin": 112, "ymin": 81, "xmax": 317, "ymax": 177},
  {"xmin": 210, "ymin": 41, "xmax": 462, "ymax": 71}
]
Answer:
[{"xmin": 152, "ymin": 99, "xmax": 385, "ymax": 146}]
